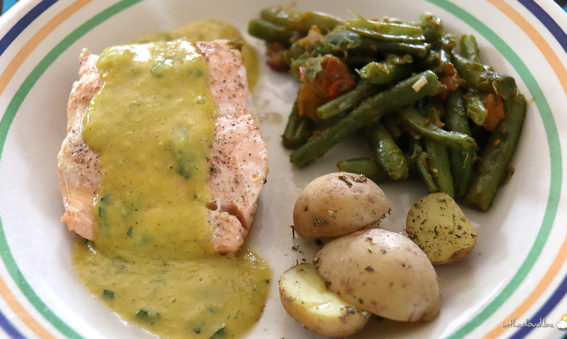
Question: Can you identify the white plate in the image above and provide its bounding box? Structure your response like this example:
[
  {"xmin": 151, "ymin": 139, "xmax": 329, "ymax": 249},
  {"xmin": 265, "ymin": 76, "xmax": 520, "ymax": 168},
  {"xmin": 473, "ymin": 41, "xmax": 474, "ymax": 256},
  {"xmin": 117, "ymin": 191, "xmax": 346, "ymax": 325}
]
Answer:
[{"xmin": 0, "ymin": 0, "xmax": 566, "ymax": 338}]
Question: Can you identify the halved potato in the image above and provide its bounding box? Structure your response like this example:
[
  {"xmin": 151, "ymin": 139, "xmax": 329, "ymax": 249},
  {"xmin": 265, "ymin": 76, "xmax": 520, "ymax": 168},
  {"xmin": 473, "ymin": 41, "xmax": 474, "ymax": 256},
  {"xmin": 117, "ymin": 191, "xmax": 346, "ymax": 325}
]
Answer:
[
  {"xmin": 279, "ymin": 263, "xmax": 370, "ymax": 337},
  {"xmin": 314, "ymin": 228, "xmax": 441, "ymax": 322},
  {"xmin": 293, "ymin": 172, "xmax": 390, "ymax": 238},
  {"xmin": 406, "ymin": 192, "xmax": 478, "ymax": 264}
]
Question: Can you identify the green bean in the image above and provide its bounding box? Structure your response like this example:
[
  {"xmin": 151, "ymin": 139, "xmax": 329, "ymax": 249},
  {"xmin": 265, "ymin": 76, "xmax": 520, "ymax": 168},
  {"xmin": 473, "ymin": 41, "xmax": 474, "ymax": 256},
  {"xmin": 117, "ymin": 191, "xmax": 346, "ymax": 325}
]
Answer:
[
  {"xmin": 247, "ymin": 19, "xmax": 293, "ymax": 46},
  {"xmin": 418, "ymin": 12, "xmax": 443, "ymax": 46},
  {"xmin": 424, "ymin": 49, "xmax": 452, "ymax": 74},
  {"xmin": 316, "ymin": 80, "xmax": 380, "ymax": 120},
  {"xmin": 346, "ymin": 55, "xmax": 376, "ymax": 68},
  {"xmin": 296, "ymin": 11, "xmax": 343, "ymax": 32},
  {"xmin": 375, "ymin": 41, "xmax": 431, "ymax": 57},
  {"xmin": 367, "ymin": 123, "xmax": 409, "ymax": 180},
  {"xmin": 424, "ymin": 138, "xmax": 454, "ymax": 197},
  {"xmin": 464, "ymin": 93, "xmax": 526, "ymax": 211},
  {"xmin": 383, "ymin": 116, "xmax": 403, "ymax": 140},
  {"xmin": 356, "ymin": 58, "xmax": 415, "ymax": 85},
  {"xmin": 420, "ymin": 102, "xmax": 454, "ymax": 196},
  {"xmin": 459, "ymin": 34, "xmax": 480, "ymax": 62},
  {"xmin": 324, "ymin": 27, "xmax": 431, "ymax": 57},
  {"xmin": 260, "ymin": 7, "xmax": 343, "ymax": 32},
  {"xmin": 346, "ymin": 16, "xmax": 426, "ymax": 43},
  {"xmin": 260, "ymin": 6, "xmax": 300, "ymax": 28},
  {"xmin": 324, "ymin": 27, "xmax": 376, "ymax": 52},
  {"xmin": 399, "ymin": 106, "xmax": 477, "ymax": 150},
  {"xmin": 337, "ymin": 157, "xmax": 392, "ymax": 183},
  {"xmin": 452, "ymin": 53, "xmax": 517, "ymax": 99},
  {"xmin": 439, "ymin": 33, "xmax": 458, "ymax": 51},
  {"xmin": 424, "ymin": 101, "xmax": 445, "ymax": 126},
  {"xmin": 410, "ymin": 140, "xmax": 439, "ymax": 193},
  {"xmin": 445, "ymin": 91, "xmax": 475, "ymax": 198},
  {"xmin": 290, "ymin": 70, "xmax": 443, "ymax": 167},
  {"xmin": 282, "ymin": 102, "xmax": 313, "ymax": 149},
  {"xmin": 464, "ymin": 89, "xmax": 488, "ymax": 126}
]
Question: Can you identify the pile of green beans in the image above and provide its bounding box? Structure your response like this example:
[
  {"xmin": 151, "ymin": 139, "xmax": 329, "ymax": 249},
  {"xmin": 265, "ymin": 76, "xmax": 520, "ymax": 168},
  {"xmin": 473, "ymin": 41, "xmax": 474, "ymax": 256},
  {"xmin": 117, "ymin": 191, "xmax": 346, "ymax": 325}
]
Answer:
[{"xmin": 248, "ymin": 7, "xmax": 527, "ymax": 211}]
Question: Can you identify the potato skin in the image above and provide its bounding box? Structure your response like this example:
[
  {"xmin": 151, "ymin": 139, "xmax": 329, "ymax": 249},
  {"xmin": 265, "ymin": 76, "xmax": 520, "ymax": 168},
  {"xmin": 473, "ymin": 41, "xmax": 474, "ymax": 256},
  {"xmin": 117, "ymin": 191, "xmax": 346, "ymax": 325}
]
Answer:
[
  {"xmin": 279, "ymin": 264, "xmax": 370, "ymax": 337},
  {"xmin": 314, "ymin": 228, "xmax": 440, "ymax": 322},
  {"xmin": 406, "ymin": 192, "xmax": 478, "ymax": 264},
  {"xmin": 293, "ymin": 172, "xmax": 390, "ymax": 238}
]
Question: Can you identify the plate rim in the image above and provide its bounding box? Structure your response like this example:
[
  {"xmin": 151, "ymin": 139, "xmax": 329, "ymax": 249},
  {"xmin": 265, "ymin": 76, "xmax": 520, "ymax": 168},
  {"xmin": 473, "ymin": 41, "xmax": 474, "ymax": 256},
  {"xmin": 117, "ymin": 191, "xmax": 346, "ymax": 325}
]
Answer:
[{"xmin": 0, "ymin": 0, "xmax": 565, "ymax": 338}]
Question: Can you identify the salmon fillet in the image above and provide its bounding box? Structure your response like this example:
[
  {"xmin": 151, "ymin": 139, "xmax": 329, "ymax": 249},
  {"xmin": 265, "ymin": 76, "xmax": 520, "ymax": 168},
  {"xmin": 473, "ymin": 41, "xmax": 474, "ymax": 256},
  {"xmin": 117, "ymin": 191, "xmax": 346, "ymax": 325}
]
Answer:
[{"xmin": 57, "ymin": 40, "xmax": 268, "ymax": 253}]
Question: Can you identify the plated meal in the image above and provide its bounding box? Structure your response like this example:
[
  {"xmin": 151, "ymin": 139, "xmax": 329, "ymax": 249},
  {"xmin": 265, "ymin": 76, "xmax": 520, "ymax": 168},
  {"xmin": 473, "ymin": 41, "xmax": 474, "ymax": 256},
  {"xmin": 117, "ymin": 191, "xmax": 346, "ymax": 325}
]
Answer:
[
  {"xmin": 0, "ymin": 1, "xmax": 566, "ymax": 338},
  {"xmin": 54, "ymin": 4, "xmax": 524, "ymax": 338}
]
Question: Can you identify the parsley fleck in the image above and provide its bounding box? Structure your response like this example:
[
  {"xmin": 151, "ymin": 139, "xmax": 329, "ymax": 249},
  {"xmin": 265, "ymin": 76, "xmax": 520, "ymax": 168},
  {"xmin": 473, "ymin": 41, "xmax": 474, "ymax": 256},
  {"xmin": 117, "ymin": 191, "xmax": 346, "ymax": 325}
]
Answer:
[{"xmin": 102, "ymin": 289, "xmax": 114, "ymax": 299}]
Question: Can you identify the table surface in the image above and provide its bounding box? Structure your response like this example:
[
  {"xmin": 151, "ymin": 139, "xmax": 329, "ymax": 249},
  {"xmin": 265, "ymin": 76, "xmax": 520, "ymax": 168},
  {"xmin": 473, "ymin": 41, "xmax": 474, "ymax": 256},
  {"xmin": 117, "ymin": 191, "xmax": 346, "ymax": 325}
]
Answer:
[{"xmin": 2, "ymin": 0, "xmax": 567, "ymax": 15}]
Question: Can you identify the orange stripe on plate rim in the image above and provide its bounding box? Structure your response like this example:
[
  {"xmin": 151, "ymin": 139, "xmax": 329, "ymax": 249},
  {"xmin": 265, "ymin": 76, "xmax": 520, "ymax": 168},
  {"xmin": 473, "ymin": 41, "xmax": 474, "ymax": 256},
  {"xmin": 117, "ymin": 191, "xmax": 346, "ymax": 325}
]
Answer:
[
  {"xmin": 0, "ymin": 0, "xmax": 92, "ymax": 337},
  {"xmin": 0, "ymin": 0, "xmax": 92, "ymax": 97},
  {"xmin": 484, "ymin": 0, "xmax": 567, "ymax": 338}
]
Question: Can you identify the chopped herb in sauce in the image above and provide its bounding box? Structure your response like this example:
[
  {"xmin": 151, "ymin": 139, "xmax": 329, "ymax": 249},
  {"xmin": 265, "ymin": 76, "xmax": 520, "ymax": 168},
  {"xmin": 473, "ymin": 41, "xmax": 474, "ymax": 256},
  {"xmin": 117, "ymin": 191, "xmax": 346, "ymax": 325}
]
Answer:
[
  {"xmin": 136, "ymin": 309, "xmax": 160, "ymax": 325},
  {"xmin": 210, "ymin": 325, "xmax": 226, "ymax": 339},
  {"xmin": 102, "ymin": 289, "xmax": 114, "ymax": 299},
  {"xmin": 136, "ymin": 309, "xmax": 149, "ymax": 319}
]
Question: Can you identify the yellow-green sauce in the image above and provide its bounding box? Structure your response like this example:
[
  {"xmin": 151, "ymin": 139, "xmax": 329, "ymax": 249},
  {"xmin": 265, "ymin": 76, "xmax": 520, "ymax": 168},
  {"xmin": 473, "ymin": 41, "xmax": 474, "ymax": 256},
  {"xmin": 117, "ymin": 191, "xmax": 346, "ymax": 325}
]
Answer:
[
  {"xmin": 73, "ymin": 35, "xmax": 269, "ymax": 338},
  {"xmin": 134, "ymin": 20, "xmax": 259, "ymax": 88}
]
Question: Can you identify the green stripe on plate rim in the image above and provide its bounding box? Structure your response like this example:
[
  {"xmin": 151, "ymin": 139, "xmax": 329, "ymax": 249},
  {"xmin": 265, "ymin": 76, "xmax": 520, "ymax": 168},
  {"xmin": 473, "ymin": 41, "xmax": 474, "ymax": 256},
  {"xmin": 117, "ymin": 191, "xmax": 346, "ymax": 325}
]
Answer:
[
  {"xmin": 0, "ymin": 0, "xmax": 562, "ymax": 338},
  {"xmin": 0, "ymin": 1, "xmax": 143, "ymax": 338},
  {"xmin": 427, "ymin": 1, "xmax": 562, "ymax": 337}
]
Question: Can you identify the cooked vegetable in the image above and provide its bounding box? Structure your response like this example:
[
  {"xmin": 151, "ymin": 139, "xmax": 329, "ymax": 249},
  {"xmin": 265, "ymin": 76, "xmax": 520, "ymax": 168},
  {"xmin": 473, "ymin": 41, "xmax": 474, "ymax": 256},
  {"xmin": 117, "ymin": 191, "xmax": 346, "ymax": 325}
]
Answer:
[
  {"xmin": 247, "ymin": 19, "xmax": 294, "ymax": 46},
  {"xmin": 279, "ymin": 263, "xmax": 370, "ymax": 337},
  {"xmin": 445, "ymin": 91, "xmax": 475, "ymax": 198},
  {"xmin": 297, "ymin": 55, "xmax": 356, "ymax": 119},
  {"xmin": 406, "ymin": 193, "xmax": 478, "ymax": 264},
  {"xmin": 464, "ymin": 89, "xmax": 488, "ymax": 126},
  {"xmin": 399, "ymin": 106, "xmax": 477, "ymax": 151},
  {"xmin": 316, "ymin": 80, "xmax": 379, "ymax": 119},
  {"xmin": 424, "ymin": 138, "xmax": 454, "ymax": 197},
  {"xmin": 293, "ymin": 172, "xmax": 390, "ymax": 238},
  {"xmin": 451, "ymin": 53, "xmax": 517, "ymax": 99},
  {"xmin": 291, "ymin": 70, "xmax": 443, "ymax": 167},
  {"xmin": 411, "ymin": 139, "xmax": 440, "ymax": 193},
  {"xmin": 459, "ymin": 34, "xmax": 480, "ymax": 62},
  {"xmin": 249, "ymin": 9, "xmax": 527, "ymax": 211},
  {"xmin": 422, "ymin": 103, "xmax": 455, "ymax": 197},
  {"xmin": 282, "ymin": 101, "xmax": 313, "ymax": 149},
  {"xmin": 464, "ymin": 93, "xmax": 527, "ymax": 210},
  {"xmin": 356, "ymin": 55, "xmax": 415, "ymax": 85},
  {"xmin": 481, "ymin": 92, "xmax": 506, "ymax": 131},
  {"xmin": 260, "ymin": 6, "xmax": 343, "ymax": 33},
  {"xmin": 418, "ymin": 13, "xmax": 443, "ymax": 47},
  {"xmin": 314, "ymin": 228, "xmax": 441, "ymax": 321},
  {"xmin": 325, "ymin": 26, "xmax": 431, "ymax": 57},
  {"xmin": 346, "ymin": 16, "xmax": 426, "ymax": 43},
  {"xmin": 336, "ymin": 157, "xmax": 392, "ymax": 183},
  {"xmin": 367, "ymin": 123, "xmax": 409, "ymax": 180}
]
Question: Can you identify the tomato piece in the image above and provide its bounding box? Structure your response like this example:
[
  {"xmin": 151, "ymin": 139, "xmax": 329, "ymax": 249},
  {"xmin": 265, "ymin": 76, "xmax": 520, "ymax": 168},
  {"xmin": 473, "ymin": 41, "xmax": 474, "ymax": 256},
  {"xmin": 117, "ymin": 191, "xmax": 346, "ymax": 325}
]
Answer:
[
  {"xmin": 482, "ymin": 93, "xmax": 505, "ymax": 131},
  {"xmin": 297, "ymin": 83, "xmax": 326, "ymax": 120},
  {"xmin": 297, "ymin": 56, "xmax": 355, "ymax": 119},
  {"xmin": 439, "ymin": 63, "xmax": 464, "ymax": 99}
]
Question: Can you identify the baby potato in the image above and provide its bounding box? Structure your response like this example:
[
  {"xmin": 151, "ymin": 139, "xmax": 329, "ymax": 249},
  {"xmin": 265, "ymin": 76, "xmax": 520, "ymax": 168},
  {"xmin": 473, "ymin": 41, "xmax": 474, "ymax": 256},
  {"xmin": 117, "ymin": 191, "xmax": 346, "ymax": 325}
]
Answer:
[
  {"xmin": 279, "ymin": 263, "xmax": 371, "ymax": 337},
  {"xmin": 406, "ymin": 192, "xmax": 478, "ymax": 264},
  {"xmin": 314, "ymin": 228, "xmax": 440, "ymax": 322},
  {"xmin": 293, "ymin": 172, "xmax": 390, "ymax": 238}
]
